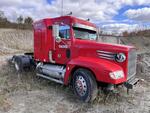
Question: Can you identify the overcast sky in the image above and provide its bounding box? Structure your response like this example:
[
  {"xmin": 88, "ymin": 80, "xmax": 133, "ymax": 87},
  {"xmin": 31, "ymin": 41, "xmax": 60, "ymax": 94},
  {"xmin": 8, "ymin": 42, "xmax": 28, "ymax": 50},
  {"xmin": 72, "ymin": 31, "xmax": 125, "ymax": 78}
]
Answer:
[{"xmin": 0, "ymin": 0, "xmax": 150, "ymax": 33}]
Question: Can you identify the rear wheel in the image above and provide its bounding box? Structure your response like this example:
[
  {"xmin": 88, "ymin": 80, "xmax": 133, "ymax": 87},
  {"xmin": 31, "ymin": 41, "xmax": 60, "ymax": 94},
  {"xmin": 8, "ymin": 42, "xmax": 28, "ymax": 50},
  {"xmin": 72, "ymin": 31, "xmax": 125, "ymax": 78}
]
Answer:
[{"xmin": 72, "ymin": 68, "xmax": 98, "ymax": 102}]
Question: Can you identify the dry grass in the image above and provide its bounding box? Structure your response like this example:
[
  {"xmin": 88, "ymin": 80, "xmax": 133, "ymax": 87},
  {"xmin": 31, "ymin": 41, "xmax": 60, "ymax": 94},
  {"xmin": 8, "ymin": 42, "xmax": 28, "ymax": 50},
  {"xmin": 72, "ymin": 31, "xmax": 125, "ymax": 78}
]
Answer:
[
  {"xmin": 0, "ymin": 29, "xmax": 33, "ymax": 56},
  {"xmin": 0, "ymin": 57, "xmax": 149, "ymax": 113},
  {"xmin": 0, "ymin": 94, "xmax": 12, "ymax": 112}
]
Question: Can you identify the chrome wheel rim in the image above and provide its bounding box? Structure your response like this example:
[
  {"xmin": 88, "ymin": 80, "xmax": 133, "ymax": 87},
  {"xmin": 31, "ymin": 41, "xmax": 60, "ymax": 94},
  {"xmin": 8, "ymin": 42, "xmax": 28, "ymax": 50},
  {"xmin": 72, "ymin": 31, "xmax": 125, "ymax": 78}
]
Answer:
[{"xmin": 75, "ymin": 75, "xmax": 87, "ymax": 96}]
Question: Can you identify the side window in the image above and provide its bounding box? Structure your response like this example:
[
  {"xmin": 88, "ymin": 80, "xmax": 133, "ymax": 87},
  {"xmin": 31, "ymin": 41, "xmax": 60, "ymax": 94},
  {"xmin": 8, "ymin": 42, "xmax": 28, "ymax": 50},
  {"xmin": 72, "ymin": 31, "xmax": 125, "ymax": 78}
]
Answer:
[{"xmin": 59, "ymin": 25, "xmax": 70, "ymax": 39}]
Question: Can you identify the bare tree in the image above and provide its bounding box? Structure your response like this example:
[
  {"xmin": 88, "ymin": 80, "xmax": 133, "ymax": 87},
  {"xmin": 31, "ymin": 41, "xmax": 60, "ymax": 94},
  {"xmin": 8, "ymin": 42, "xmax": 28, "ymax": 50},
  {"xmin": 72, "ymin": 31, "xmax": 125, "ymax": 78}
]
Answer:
[
  {"xmin": 17, "ymin": 15, "xmax": 23, "ymax": 24},
  {"xmin": 122, "ymin": 31, "xmax": 129, "ymax": 37},
  {"xmin": 0, "ymin": 11, "xmax": 5, "ymax": 18},
  {"xmin": 0, "ymin": 11, "xmax": 7, "ymax": 22},
  {"xmin": 24, "ymin": 17, "xmax": 33, "ymax": 25},
  {"xmin": 0, "ymin": 10, "xmax": 9, "ymax": 28},
  {"xmin": 17, "ymin": 15, "xmax": 24, "ymax": 29}
]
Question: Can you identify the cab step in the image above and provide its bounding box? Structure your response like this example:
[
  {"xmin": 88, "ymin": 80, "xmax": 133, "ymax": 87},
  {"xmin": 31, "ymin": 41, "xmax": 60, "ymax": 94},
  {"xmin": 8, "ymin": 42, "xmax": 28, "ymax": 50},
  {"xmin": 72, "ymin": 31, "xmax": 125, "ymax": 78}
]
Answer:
[
  {"xmin": 124, "ymin": 77, "xmax": 139, "ymax": 89},
  {"xmin": 36, "ymin": 73, "xmax": 64, "ymax": 84}
]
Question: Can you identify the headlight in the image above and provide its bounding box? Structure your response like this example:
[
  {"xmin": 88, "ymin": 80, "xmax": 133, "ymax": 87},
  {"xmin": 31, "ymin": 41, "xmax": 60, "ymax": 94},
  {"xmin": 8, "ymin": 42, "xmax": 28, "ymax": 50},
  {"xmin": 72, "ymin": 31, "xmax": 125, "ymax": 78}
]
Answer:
[
  {"xmin": 109, "ymin": 70, "xmax": 124, "ymax": 79},
  {"xmin": 115, "ymin": 53, "xmax": 126, "ymax": 62}
]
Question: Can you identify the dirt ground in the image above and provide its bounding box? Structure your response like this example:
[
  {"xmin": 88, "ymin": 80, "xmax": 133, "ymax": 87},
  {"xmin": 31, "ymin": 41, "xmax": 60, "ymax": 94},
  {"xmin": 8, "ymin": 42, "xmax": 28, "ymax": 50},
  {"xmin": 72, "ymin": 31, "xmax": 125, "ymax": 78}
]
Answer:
[{"xmin": 0, "ymin": 29, "xmax": 150, "ymax": 113}]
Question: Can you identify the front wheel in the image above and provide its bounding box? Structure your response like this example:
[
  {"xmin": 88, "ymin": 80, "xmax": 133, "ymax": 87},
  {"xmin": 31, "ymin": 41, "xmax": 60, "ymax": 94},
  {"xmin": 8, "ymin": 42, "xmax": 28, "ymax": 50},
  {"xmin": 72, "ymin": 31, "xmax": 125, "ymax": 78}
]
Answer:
[{"xmin": 72, "ymin": 68, "xmax": 98, "ymax": 102}]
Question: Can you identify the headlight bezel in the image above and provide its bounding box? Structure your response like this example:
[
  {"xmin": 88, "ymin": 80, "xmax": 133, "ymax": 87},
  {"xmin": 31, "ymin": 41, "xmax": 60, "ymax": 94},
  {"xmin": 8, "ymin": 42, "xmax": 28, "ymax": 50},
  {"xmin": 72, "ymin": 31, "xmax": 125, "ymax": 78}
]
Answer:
[{"xmin": 109, "ymin": 70, "xmax": 124, "ymax": 79}]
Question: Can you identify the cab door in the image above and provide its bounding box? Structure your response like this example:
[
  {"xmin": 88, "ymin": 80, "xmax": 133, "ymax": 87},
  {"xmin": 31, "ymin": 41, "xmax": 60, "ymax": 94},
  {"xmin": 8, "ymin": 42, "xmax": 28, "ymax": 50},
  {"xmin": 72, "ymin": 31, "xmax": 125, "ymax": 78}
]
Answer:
[{"xmin": 54, "ymin": 25, "xmax": 71, "ymax": 64}]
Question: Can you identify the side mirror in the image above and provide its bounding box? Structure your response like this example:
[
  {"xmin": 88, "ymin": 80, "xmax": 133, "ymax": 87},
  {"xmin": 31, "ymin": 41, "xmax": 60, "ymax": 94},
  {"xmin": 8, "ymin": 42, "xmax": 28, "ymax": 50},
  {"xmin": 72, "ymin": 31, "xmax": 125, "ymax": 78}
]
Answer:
[{"xmin": 52, "ymin": 24, "xmax": 61, "ymax": 42}]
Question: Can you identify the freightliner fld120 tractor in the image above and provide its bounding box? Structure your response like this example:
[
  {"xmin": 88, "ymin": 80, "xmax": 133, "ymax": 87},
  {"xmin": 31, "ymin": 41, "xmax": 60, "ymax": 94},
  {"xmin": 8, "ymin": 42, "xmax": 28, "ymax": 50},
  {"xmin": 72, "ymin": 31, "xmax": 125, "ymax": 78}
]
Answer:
[{"xmin": 12, "ymin": 16, "xmax": 139, "ymax": 102}]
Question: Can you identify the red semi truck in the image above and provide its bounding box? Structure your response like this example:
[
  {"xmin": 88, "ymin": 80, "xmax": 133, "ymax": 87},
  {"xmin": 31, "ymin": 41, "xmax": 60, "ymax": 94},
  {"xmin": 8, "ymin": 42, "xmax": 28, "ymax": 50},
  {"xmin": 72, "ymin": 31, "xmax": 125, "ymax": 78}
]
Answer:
[{"xmin": 12, "ymin": 16, "xmax": 139, "ymax": 102}]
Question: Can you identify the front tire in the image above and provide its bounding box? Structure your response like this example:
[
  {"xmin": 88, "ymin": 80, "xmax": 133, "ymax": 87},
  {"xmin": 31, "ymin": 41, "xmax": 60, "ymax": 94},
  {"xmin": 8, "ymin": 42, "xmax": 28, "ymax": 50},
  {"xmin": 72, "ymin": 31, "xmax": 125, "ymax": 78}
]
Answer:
[{"xmin": 72, "ymin": 68, "xmax": 98, "ymax": 102}]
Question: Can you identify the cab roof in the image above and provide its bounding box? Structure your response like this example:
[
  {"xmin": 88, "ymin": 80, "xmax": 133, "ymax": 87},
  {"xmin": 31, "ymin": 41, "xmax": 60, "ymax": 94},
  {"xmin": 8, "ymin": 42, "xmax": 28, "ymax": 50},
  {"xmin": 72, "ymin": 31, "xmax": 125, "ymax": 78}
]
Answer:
[{"xmin": 33, "ymin": 16, "xmax": 96, "ymax": 28}]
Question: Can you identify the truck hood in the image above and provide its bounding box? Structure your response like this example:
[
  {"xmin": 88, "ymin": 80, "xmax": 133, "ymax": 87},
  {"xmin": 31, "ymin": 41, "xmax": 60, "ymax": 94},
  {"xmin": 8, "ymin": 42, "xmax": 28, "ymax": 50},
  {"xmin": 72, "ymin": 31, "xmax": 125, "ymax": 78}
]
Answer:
[{"xmin": 74, "ymin": 39, "xmax": 134, "ymax": 53}]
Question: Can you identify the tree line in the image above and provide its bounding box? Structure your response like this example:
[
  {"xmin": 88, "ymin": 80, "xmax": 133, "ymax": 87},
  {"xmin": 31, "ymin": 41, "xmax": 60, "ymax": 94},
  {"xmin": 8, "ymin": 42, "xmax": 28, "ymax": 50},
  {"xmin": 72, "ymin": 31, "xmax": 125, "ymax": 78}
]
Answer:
[
  {"xmin": 122, "ymin": 29, "xmax": 150, "ymax": 37},
  {"xmin": 0, "ymin": 11, "xmax": 33, "ymax": 29},
  {"xmin": 1, "ymin": 10, "xmax": 150, "ymax": 36}
]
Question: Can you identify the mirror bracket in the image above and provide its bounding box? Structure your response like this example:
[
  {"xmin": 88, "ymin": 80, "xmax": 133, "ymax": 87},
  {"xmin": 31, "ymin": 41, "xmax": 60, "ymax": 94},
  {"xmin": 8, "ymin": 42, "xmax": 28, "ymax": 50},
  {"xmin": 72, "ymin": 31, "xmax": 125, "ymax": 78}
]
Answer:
[
  {"xmin": 56, "ymin": 36, "xmax": 61, "ymax": 43},
  {"xmin": 52, "ymin": 24, "xmax": 61, "ymax": 43}
]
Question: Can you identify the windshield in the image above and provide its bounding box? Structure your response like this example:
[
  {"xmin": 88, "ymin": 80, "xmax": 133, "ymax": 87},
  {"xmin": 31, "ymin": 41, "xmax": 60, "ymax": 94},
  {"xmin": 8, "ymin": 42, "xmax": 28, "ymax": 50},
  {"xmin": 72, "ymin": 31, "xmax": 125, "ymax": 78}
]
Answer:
[{"xmin": 73, "ymin": 27, "xmax": 97, "ymax": 40}]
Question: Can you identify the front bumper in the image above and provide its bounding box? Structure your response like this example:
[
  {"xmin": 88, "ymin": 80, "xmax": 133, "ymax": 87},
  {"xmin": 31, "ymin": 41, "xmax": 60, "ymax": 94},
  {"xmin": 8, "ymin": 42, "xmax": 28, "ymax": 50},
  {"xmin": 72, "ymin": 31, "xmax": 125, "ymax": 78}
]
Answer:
[{"xmin": 124, "ymin": 76, "xmax": 139, "ymax": 89}]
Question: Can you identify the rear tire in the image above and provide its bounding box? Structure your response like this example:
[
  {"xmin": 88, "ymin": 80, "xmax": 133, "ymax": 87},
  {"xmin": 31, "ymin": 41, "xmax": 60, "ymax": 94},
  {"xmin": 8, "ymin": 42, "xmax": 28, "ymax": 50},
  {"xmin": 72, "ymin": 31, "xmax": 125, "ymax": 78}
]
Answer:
[{"xmin": 72, "ymin": 68, "xmax": 98, "ymax": 102}]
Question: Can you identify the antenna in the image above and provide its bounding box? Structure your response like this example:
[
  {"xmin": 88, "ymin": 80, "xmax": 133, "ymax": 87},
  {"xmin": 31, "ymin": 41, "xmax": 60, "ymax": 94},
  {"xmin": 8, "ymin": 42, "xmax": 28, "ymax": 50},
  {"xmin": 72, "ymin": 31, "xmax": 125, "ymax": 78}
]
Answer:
[
  {"xmin": 67, "ymin": 12, "xmax": 72, "ymax": 15},
  {"xmin": 86, "ymin": 18, "xmax": 90, "ymax": 21},
  {"xmin": 61, "ymin": 0, "xmax": 63, "ymax": 16}
]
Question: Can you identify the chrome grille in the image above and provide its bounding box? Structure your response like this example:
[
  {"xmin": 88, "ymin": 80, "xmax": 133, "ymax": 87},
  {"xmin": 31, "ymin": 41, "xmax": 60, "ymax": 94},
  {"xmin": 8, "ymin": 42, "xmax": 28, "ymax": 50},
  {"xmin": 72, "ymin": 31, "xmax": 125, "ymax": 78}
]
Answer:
[{"xmin": 128, "ymin": 49, "xmax": 137, "ymax": 79}]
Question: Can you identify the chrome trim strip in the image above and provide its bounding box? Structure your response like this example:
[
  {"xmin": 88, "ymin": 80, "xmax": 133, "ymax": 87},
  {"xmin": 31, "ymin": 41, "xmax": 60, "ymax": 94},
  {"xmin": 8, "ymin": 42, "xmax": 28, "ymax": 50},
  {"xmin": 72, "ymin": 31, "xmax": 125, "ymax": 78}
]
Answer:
[
  {"xmin": 97, "ymin": 50, "xmax": 116, "ymax": 60},
  {"xmin": 97, "ymin": 53, "xmax": 115, "ymax": 58},
  {"xmin": 73, "ymin": 23, "xmax": 97, "ymax": 31},
  {"xmin": 98, "ymin": 56, "xmax": 115, "ymax": 60},
  {"xmin": 97, "ymin": 50, "xmax": 116, "ymax": 55}
]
